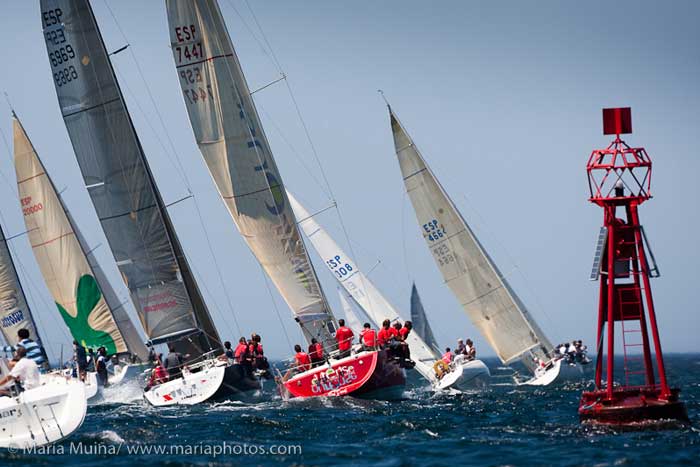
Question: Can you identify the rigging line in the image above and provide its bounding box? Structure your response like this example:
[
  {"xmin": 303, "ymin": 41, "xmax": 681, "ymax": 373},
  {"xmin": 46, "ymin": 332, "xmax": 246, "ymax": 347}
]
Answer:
[
  {"xmin": 256, "ymin": 103, "xmax": 331, "ymax": 199},
  {"xmin": 239, "ymin": 4, "xmax": 382, "ymax": 324},
  {"xmin": 243, "ymin": 0, "xmax": 284, "ymax": 72},
  {"xmin": 103, "ymin": 2, "xmax": 245, "ymax": 339},
  {"xmin": 223, "ymin": 0, "xmax": 282, "ymax": 74},
  {"xmin": 251, "ymin": 74, "xmax": 286, "ymax": 95},
  {"xmin": 258, "ymin": 263, "xmax": 293, "ymax": 350}
]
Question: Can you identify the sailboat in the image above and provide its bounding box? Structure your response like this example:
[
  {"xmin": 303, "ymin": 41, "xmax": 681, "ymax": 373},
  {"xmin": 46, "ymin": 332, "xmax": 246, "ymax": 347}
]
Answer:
[
  {"xmin": 40, "ymin": 0, "xmax": 260, "ymax": 406},
  {"xmin": 0, "ymin": 220, "xmax": 87, "ymax": 448},
  {"xmin": 166, "ymin": 0, "xmax": 405, "ymax": 399},
  {"xmin": 288, "ymin": 192, "xmax": 490, "ymax": 390},
  {"xmin": 409, "ymin": 283, "xmax": 491, "ymax": 390},
  {"xmin": 13, "ymin": 113, "xmax": 149, "ymax": 393},
  {"xmin": 386, "ymin": 102, "xmax": 583, "ymax": 386}
]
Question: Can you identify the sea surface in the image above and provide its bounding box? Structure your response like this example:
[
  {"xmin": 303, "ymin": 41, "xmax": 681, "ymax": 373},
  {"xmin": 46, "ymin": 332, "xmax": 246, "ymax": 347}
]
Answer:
[{"xmin": 2, "ymin": 354, "xmax": 698, "ymax": 467}]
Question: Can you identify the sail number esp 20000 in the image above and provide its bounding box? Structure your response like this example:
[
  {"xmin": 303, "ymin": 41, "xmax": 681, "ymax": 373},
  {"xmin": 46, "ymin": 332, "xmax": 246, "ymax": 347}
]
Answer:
[{"xmin": 42, "ymin": 8, "xmax": 79, "ymax": 88}]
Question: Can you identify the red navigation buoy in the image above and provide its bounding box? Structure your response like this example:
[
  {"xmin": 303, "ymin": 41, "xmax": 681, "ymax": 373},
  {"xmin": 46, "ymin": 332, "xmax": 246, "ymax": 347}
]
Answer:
[{"xmin": 579, "ymin": 108, "xmax": 689, "ymax": 427}]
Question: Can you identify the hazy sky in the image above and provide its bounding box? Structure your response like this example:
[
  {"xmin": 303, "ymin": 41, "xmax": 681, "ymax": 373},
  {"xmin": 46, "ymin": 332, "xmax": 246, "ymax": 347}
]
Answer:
[{"xmin": 0, "ymin": 1, "xmax": 698, "ymax": 360}]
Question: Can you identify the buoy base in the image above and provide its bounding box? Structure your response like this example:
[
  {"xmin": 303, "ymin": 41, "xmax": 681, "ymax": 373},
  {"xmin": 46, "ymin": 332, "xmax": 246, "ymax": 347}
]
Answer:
[{"xmin": 579, "ymin": 387, "xmax": 689, "ymax": 427}]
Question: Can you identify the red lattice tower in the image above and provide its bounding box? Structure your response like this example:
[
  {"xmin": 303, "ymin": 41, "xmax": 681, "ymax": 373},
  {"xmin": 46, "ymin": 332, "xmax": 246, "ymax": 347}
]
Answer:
[{"xmin": 579, "ymin": 108, "xmax": 688, "ymax": 426}]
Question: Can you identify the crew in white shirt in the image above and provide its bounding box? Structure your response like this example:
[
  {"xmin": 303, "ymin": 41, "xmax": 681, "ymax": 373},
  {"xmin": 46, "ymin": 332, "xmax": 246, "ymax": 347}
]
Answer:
[{"xmin": 0, "ymin": 347, "xmax": 41, "ymax": 395}]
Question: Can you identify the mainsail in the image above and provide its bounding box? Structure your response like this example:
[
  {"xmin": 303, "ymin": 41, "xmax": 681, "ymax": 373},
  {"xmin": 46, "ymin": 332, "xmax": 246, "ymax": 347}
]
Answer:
[
  {"xmin": 41, "ymin": 0, "xmax": 221, "ymax": 354},
  {"xmin": 389, "ymin": 106, "xmax": 553, "ymax": 370},
  {"xmin": 166, "ymin": 0, "xmax": 336, "ymax": 346},
  {"xmin": 14, "ymin": 115, "xmax": 148, "ymax": 360},
  {"xmin": 0, "ymin": 224, "xmax": 44, "ymax": 348},
  {"xmin": 288, "ymin": 192, "xmax": 438, "ymax": 381},
  {"xmin": 410, "ymin": 284, "xmax": 440, "ymax": 354}
]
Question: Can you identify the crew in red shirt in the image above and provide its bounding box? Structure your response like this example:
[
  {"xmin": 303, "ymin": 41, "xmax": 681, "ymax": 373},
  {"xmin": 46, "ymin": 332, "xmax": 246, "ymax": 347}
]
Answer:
[
  {"xmin": 234, "ymin": 337, "xmax": 249, "ymax": 363},
  {"xmin": 399, "ymin": 321, "xmax": 412, "ymax": 341},
  {"xmin": 294, "ymin": 344, "xmax": 311, "ymax": 372},
  {"xmin": 377, "ymin": 319, "xmax": 399, "ymax": 348},
  {"xmin": 308, "ymin": 338, "xmax": 324, "ymax": 367},
  {"xmin": 442, "ymin": 347, "xmax": 453, "ymax": 364},
  {"xmin": 360, "ymin": 323, "xmax": 377, "ymax": 349},
  {"xmin": 335, "ymin": 319, "xmax": 354, "ymax": 358}
]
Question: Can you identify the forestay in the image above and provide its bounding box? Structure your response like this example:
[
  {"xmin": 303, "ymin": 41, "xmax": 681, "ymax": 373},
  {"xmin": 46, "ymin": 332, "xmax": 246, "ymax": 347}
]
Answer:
[
  {"xmin": 410, "ymin": 284, "xmax": 440, "ymax": 354},
  {"xmin": 40, "ymin": 0, "xmax": 221, "ymax": 354},
  {"xmin": 0, "ymin": 226, "xmax": 43, "ymax": 348},
  {"xmin": 14, "ymin": 116, "xmax": 147, "ymax": 360},
  {"xmin": 288, "ymin": 192, "xmax": 438, "ymax": 381},
  {"xmin": 166, "ymin": 0, "xmax": 336, "ymax": 346},
  {"xmin": 389, "ymin": 107, "xmax": 552, "ymax": 369}
]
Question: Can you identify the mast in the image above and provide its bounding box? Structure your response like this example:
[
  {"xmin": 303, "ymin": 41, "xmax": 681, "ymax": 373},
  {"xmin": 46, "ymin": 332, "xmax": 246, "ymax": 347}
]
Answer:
[
  {"xmin": 165, "ymin": 0, "xmax": 337, "ymax": 347},
  {"xmin": 13, "ymin": 113, "xmax": 148, "ymax": 360},
  {"xmin": 388, "ymin": 104, "xmax": 553, "ymax": 372},
  {"xmin": 40, "ymin": 0, "xmax": 221, "ymax": 355}
]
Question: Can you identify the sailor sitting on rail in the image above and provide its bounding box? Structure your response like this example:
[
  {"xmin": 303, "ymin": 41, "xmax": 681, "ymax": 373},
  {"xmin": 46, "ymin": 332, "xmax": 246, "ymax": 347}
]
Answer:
[{"xmin": 0, "ymin": 347, "xmax": 40, "ymax": 396}]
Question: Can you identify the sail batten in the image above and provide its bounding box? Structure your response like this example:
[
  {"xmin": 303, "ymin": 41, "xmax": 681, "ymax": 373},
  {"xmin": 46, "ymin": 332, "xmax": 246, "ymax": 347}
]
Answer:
[
  {"xmin": 41, "ymin": 0, "xmax": 221, "ymax": 354},
  {"xmin": 166, "ymin": 0, "xmax": 336, "ymax": 347},
  {"xmin": 389, "ymin": 107, "xmax": 552, "ymax": 370},
  {"xmin": 14, "ymin": 116, "xmax": 147, "ymax": 360}
]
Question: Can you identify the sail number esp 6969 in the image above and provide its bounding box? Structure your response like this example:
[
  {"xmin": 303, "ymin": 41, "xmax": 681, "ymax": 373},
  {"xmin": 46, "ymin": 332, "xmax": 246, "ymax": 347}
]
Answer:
[{"xmin": 42, "ymin": 7, "xmax": 79, "ymax": 88}]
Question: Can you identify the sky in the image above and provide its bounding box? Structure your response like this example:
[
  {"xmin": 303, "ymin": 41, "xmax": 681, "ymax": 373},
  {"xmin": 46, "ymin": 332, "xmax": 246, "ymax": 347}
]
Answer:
[{"xmin": 0, "ymin": 0, "xmax": 698, "ymax": 361}]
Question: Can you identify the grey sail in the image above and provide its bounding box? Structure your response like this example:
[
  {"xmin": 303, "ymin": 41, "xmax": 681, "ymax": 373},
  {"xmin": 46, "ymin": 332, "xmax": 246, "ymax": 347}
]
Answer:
[
  {"xmin": 0, "ymin": 225, "xmax": 44, "ymax": 348},
  {"xmin": 410, "ymin": 284, "xmax": 440, "ymax": 354},
  {"xmin": 166, "ymin": 0, "xmax": 337, "ymax": 347},
  {"xmin": 389, "ymin": 106, "xmax": 553, "ymax": 371},
  {"xmin": 41, "ymin": 0, "xmax": 221, "ymax": 354}
]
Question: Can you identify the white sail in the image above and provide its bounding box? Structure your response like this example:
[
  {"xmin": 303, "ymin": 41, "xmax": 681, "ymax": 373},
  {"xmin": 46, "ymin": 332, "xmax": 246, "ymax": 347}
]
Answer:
[
  {"xmin": 288, "ymin": 192, "xmax": 437, "ymax": 382},
  {"xmin": 389, "ymin": 106, "xmax": 552, "ymax": 370},
  {"xmin": 0, "ymin": 225, "xmax": 44, "ymax": 349},
  {"xmin": 410, "ymin": 284, "xmax": 441, "ymax": 354},
  {"xmin": 337, "ymin": 288, "xmax": 365, "ymax": 335},
  {"xmin": 166, "ymin": 0, "xmax": 336, "ymax": 346},
  {"xmin": 14, "ymin": 116, "xmax": 147, "ymax": 360},
  {"xmin": 41, "ymin": 0, "xmax": 221, "ymax": 355}
]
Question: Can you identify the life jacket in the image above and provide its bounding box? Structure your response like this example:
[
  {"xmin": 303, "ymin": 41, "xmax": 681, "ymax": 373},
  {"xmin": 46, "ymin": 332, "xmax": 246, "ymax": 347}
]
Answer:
[
  {"xmin": 442, "ymin": 351, "xmax": 453, "ymax": 364},
  {"xmin": 360, "ymin": 328, "xmax": 377, "ymax": 347},
  {"xmin": 308, "ymin": 343, "xmax": 323, "ymax": 360},
  {"xmin": 295, "ymin": 352, "xmax": 311, "ymax": 371},
  {"xmin": 234, "ymin": 343, "xmax": 249, "ymax": 362}
]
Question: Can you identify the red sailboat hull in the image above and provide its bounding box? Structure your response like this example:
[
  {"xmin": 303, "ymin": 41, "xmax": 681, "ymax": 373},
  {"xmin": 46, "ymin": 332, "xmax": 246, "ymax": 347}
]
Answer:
[
  {"xmin": 283, "ymin": 349, "xmax": 405, "ymax": 400},
  {"xmin": 579, "ymin": 387, "xmax": 689, "ymax": 426}
]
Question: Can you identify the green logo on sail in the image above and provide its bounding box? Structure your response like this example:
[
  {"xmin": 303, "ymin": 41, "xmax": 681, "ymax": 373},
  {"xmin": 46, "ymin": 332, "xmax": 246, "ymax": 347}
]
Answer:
[{"xmin": 57, "ymin": 274, "xmax": 117, "ymax": 355}]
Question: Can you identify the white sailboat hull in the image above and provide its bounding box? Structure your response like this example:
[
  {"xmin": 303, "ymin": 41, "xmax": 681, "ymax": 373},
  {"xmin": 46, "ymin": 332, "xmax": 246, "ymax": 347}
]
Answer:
[
  {"xmin": 144, "ymin": 364, "xmax": 226, "ymax": 407},
  {"xmin": 435, "ymin": 358, "xmax": 491, "ymax": 391},
  {"xmin": 518, "ymin": 358, "xmax": 585, "ymax": 386},
  {"xmin": 0, "ymin": 374, "xmax": 87, "ymax": 449}
]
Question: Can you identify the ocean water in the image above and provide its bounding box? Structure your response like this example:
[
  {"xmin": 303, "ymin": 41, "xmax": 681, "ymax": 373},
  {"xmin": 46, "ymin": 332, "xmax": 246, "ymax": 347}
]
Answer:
[{"xmin": 1, "ymin": 354, "xmax": 698, "ymax": 467}]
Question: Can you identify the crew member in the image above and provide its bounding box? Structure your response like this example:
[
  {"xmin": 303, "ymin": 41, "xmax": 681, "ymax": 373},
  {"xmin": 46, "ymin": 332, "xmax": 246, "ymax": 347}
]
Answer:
[
  {"xmin": 455, "ymin": 339, "xmax": 466, "ymax": 355},
  {"xmin": 334, "ymin": 319, "xmax": 354, "ymax": 359},
  {"xmin": 294, "ymin": 344, "xmax": 311, "ymax": 372},
  {"xmin": 164, "ymin": 344, "xmax": 188, "ymax": 380},
  {"xmin": 0, "ymin": 347, "xmax": 40, "ymax": 396},
  {"xmin": 464, "ymin": 339, "xmax": 476, "ymax": 360},
  {"xmin": 399, "ymin": 321, "xmax": 413, "ymax": 359},
  {"xmin": 2, "ymin": 328, "xmax": 48, "ymax": 371},
  {"xmin": 234, "ymin": 337, "xmax": 249, "ymax": 363},
  {"xmin": 442, "ymin": 347, "xmax": 453, "ymax": 364},
  {"xmin": 73, "ymin": 340, "xmax": 88, "ymax": 381},
  {"xmin": 95, "ymin": 346, "xmax": 109, "ymax": 387},
  {"xmin": 359, "ymin": 323, "xmax": 377, "ymax": 350},
  {"xmin": 222, "ymin": 341, "xmax": 235, "ymax": 360},
  {"xmin": 308, "ymin": 338, "xmax": 324, "ymax": 367}
]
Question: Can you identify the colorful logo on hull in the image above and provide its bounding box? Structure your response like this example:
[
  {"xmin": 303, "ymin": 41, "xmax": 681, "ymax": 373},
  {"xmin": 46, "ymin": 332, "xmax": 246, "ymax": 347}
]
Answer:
[{"xmin": 57, "ymin": 274, "xmax": 117, "ymax": 355}]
